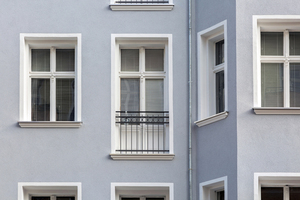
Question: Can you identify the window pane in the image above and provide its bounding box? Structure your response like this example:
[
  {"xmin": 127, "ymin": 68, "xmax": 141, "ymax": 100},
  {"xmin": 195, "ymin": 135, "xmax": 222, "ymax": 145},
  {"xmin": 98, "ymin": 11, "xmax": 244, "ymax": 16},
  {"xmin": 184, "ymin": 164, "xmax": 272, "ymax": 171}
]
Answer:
[
  {"xmin": 290, "ymin": 63, "xmax": 300, "ymax": 107},
  {"xmin": 121, "ymin": 49, "xmax": 139, "ymax": 72},
  {"xmin": 290, "ymin": 187, "xmax": 300, "ymax": 200},
  {"xmin": 146, "ymin": 79, "xmax": 164, "ymax": 111},
  {"xmin": 146, "ymin": 198, "xmax": 164, "ymax": 200},
  {"xmin": 261, "ymin": 32, "xmax": 284, "ymax": 56},
  {"xmin": 121, "ymin": 198, "xmax": 139, "ymax": 200},
  {"xmin": 216, "ymin": 71, "xmax": 225, "ymax": 113},
  {"xmin": 215, "ymin": 40, "xmax": 224, "ymax": 65},
  {"xmin": 31, "ymin": 79, "xmax": 50, "ymax": 121},
  {"xmin": 261, "ymin": 187, "xmax": 283, "ymax": 200},
  {"xmin": 31, "ymin": 49, "xmax": 50, "ymax": 71},
  {"xmin": 145, "ymin": 49, "xmax": 164, "ymax": 71},
  {"xmin": 56, "ymin": 79, "xmax": 75, "ymax": 121},
  {"xmin": 32, "ymin": 197, "xmax": 50, "ymax": 200},
  {"xmin": 121, "ymin": 78, "xmax": 140, "ymax": 111},
  {"xmin": 261, "ymin": 63, "xmax": 284, "ymax": 107},
  {"xmin": 56, "ymin": 49, "xmax": 75, "ymax": 71},
  {"xmin": 290, "ymin": 32, "xmax": 300, "ymax": 55},
  {"xmin": 57, "ymin": 197, "xmax": 75, "ymax": 200}
]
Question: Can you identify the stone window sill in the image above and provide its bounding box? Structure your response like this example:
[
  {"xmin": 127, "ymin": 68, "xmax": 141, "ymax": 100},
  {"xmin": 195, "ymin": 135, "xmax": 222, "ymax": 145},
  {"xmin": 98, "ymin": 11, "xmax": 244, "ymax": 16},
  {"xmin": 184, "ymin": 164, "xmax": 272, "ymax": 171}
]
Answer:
[
  {"xmin": 253, "ymin": 107, "xmax": 300, "ymax": 115},
  {"xmin": 18, "ymin": 121, "xmax": 83, "ymax": 128},
  {"xmin": 110, "ymin": 154, "xmax": 175, "ymax": 161},
  {"xmin": 109, "ymin": 4, "xmax": 174, "ymax": 11},
  {"xmin": 194, "ymin": 111, "xmax": 229, "ymax": 128}
]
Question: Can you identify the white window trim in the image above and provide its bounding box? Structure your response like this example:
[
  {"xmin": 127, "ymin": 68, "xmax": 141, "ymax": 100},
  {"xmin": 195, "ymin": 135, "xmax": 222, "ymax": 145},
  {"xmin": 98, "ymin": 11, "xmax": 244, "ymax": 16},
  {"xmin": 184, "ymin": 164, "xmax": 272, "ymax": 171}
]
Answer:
[
  {"xmin": 111, "ymin": 182, "xmax": 173, "ymax": 200},
  {"xmin": 109, "ymin": 0, "xmax": 174, "ymax": 11},
  {"xmin": 253, "ymin": 15, "xmax": 300, "ymax": 114},
  {"xmin": 200, "ymin": 176, "xmax": 228, "ymax": 200},
  {"xmin": 19, "ymin": 33, "xmax": 82, "ymax": 127},
  {"xmin": 254, "ymin": 172, "xmax": 300, "ymax": 200},
  {"xmin": 110, "ymin": 34, "xmax": 173, "ymax": 160},
  {"xmin": 196, "ymin": 20, "xmax": 228, "ymax": 126},
  {"xmin": 18, "ymin": 182, "xmax": 82, "ymax": 200}
]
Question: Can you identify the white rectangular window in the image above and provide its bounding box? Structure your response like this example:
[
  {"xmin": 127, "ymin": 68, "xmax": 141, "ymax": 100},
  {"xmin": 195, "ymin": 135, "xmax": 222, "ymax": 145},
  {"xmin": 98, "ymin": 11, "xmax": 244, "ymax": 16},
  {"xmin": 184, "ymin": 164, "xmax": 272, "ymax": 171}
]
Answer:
[
  {"xmin": 19, "ymin": 34, "xmax": 82, "ymax": 127},
  {"xmin": 111, "ymin": 34, "xmax": 174, "ymax": 160},
  {"xmin": 253, "ymin": 16, "xmax": 300, "ymax": 114},
  {"xmin": 195, "ymin": 21, "xmax": 228, "ymax": 127},
  {"xmin": 200, "ymin": 176, "xmax": 227, "ymax": 200}
]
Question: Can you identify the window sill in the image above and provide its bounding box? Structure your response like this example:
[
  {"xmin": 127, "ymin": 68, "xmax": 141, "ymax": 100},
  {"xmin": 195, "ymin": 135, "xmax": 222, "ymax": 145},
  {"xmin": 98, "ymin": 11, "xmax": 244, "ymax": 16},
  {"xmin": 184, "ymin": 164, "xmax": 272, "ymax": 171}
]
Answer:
[
  {"xmin": 194, "ymin": 111, "xmax": 229, "ymax": 128},
  {"xmin": 109, "ymin": 4, "xmax": 174, "ymax": 11},
  {"xmin": 253, "ymin": 107, "xmax": 300, "ymax": 115},
  {"xmin": 110, "ymin": 154, "xmax": 175, "ymax": 161},
  {"xmin": 18, "ymin": 121, "xmax": 83, "ymax": 128}
]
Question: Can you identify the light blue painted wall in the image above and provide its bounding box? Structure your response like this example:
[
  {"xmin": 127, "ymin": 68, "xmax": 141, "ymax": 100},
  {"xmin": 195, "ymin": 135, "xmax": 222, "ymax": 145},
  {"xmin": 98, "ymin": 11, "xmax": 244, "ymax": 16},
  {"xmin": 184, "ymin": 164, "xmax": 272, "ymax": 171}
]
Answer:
[{"xmin": 0, "ymin": 1, "xmax": 189, "ymax": 200}]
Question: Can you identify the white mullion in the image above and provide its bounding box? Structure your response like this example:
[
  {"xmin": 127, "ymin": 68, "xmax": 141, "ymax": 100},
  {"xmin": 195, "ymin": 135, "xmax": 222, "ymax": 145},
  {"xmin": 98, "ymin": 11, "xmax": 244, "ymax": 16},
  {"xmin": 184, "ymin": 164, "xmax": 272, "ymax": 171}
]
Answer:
[
  {"xmin": 50, "ymin": 47, "xmax": 56, "ymax": 121},
  {"xmin": 284, "ymin": 186, "xmax": 289, "ymax": 200},
  {"xmin": 140, "ymin": 47, "xmax": 146, "ymax": 111},
  {"xmin": 284, "ymin": 30, "xmax": 290, "ymax": 107}
]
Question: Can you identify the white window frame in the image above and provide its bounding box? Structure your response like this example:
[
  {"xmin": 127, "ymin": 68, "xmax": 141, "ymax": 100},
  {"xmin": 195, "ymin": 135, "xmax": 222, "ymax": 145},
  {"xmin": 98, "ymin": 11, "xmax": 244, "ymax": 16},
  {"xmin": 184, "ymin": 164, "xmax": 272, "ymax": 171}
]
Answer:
[
  {"xmin": 195, "ymin": 20, "xmax": 228, "ymax": 128},
  {"xmin": 253, "ymin": 15, "xmax": 300, "ymax": 114},
  {"xmin": 18, "ymin": 182, "xmax": 82, "ymax": 200},
  {"xmin": 254, "ymin": 173, "xmax": 300, "ymax": 200},
  {"xmin": 111, "ymin": 182, "xmax": 173, "ymax": 200},
  {"xmin": 19, "ymin": 33, "xmax": 82, "ymax": 128},
  {"xmin": 110, "ymin": 34, "xmax": 174, "ymax": 161},
  {"xmin": 109, "ymin": 0, "xmax": 174, "ymax": 11},
  {"xmin": 200, "ymin": 176, "xmax": 227, "ymax": 200}
]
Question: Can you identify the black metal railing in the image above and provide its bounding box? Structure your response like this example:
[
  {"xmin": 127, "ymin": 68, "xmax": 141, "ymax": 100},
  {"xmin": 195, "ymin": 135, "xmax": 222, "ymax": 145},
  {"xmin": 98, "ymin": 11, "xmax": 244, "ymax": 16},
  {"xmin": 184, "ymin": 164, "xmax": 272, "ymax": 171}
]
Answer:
[
  {"xmin": 116, "ymin": 111, "xmax": 169, "ymax": 154},
  {"xmin": 115, "ymin": 0, "xmax": 169, "ymax": 4}
]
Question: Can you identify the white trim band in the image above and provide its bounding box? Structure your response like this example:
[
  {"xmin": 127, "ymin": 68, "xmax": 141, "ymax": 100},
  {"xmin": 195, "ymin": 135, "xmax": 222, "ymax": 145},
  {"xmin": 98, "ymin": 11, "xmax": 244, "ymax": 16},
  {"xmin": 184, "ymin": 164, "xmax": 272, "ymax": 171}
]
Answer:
[{"xmin": 110, "ymin": 154, "xmax": 175, "ymax": 160}]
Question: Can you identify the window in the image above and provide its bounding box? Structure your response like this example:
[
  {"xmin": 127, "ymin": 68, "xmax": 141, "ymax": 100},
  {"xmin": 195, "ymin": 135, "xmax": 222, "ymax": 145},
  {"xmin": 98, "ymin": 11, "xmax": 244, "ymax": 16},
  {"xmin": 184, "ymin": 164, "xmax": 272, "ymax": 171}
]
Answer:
[
  {"xmin": 110, "ymin": 34, "xmax": 174, "ymax": 160},
  {"xmin": 109, "ymin": 0, "xmax": 174, "ymax": 11},
  {"xmin": 254, "ymin": 173, "xmax": 300, "ymax": 200},
  {"xmin": 195, "ymin": 20, "xmax": 228, "ymax": 127},
  {"xmin": 200, "ymin": 176, "xmax": 227, "ymax": 200},
  {"xmin": 253, "ymin": 16, "xmax": 300, "ymax": 114},
  {"xmin": 18, "ymin": 182, "xmax": 81, "ymax": 200},
  {"xmin": 19, "ymin": 34, "xmax": 82, "ymax": 127},
  {"xmin": 111, "ymin": 183, "xmax": 173, "ymax": 200}
]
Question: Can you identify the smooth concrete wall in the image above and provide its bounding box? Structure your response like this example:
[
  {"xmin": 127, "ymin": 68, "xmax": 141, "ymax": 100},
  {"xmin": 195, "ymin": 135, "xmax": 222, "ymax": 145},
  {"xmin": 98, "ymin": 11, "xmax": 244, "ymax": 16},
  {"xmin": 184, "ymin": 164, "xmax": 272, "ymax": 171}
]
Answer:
[
  {"xmin": 194, "ymin": 0, "xmax": 237, "ymax": 200},
  {"xmin": 236, "ymin": 1, "xmax": 300, "ymax": 200},
  {"xmin": 0, "ymin": 1, "xmax": 189, "ymax": 200}
]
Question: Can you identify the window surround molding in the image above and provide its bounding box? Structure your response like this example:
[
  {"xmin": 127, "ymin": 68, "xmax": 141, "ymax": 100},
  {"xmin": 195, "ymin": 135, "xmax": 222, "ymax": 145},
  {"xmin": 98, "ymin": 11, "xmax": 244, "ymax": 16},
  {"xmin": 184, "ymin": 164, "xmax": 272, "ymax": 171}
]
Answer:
[
  {"xmin": 110, "ymin": 34, "xmax": 174, "ymax": 160},
  {"xmin": 109, "ymin": 0, "xmax": 174, "ymax": 11},
  {"xmin": 111, "ymin": 182, "xmax": 173, "ymax": 200},
  {"xmin": 196, "ymin": 20, "xmax": 228, "ymax": 127},
  {"xmin": 200, "ymin": 176, "xmax": 227, "ymax": 200},
  {"xmin": 253, "ymin": 15, "xmax": 300, "ymax": 115},
  {"xmin": 18, "ymin": 182, "xmax": 82, "ymax": 200},
  {"xmin": 254, "ymin": 172, "xmax": 300, "ymax": 200},
  {"xmin": 19, "ymin": 33, "xmax": 82, "ymax": 128}
]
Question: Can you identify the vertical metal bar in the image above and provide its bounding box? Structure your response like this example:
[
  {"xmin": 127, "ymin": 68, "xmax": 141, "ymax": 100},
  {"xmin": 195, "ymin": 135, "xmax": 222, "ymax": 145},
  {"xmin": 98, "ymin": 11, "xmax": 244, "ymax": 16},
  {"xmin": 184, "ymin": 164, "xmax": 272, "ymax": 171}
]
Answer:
[
  {"xmin": 131, "ymin": 118, "xmax": 133, "ymax": 154},
  {"xmin": 136, "ymin": 120, "xmax": 139, "ymax": 153},
  {"xmin": 119, "ymin": 116, "xmax": 122, "ymax": 153},
  {"xmin": 152, "ymin": 115, "xmax": 154, "ymax": 154},
  {"xmin": 125, "ymin": 118, "xmax": 127, "ymax": 153},
  {"xmin": 158, "ymin": 120, "xmax": 160, "ymax": 153}
]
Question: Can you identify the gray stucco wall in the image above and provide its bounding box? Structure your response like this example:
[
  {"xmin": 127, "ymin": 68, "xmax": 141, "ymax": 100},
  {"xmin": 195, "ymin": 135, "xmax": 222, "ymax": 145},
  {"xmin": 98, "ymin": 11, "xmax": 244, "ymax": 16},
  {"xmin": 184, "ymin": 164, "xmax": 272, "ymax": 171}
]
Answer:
[
  {"xmin": 194, "ymin": 0, "xmax": 237, "ymax": 200},
  {"xmin": 236, "ymin": 1, "xmax": 300, "ymax": 200},
  {"xmin": 0, "ymin": 1, "xmax": 189, "ymax": 200}
]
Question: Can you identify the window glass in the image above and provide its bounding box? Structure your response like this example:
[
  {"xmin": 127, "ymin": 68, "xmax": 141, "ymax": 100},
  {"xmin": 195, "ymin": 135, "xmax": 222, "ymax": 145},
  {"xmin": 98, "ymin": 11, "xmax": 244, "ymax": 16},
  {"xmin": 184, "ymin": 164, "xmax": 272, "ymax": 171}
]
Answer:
[
  {"xmin": 261, "ymin": 187, "xmax": 283, "ymax": 200},
  {"xmin": 290, "ymin": 187, "xmax": 300, "ymax": 200},
  {"xmin": 146, "ymin": 79, "xmax": 164, "ymax": 111},
  {"xmin": 290, "ymin": 32, "xmax": 300, "ymax": 55},
  {"xmin": 56, "ymin": 49, "xmax": 75, "ymax": 71},
  {"xmin": 216, "ymin": 71, "xmax": 225, "ymax": 113},
  {"xmin": 56, "ymin": 79, "xmax": 75, "ymax": 121},
  {"xmin": 290, "ymin": 63, "xmax": 300, "ymax": 107},
  {"xmin": 121, "ymin": 49, "xmax": 139, "ymax": 72},
  {"xmin": 261, "ymin": 63, "xmax": 284, "ymax": 107},
  {"xmin": 145, "ymin": 49, "xmax": 164, "ymax": 71},
  {"xmin": 56, "ymin": 197, "xmax": 75, "ymax": 200},
  {"xmin": 32, "ymin": 49, "xmax": 50, "ymax": 71},
  {"xmin": 215, "ymin": 40, "xmax": 224, "ymax": 65},
  {"xmin": 261, "ymin": 32, "xmax": 284, "ymax": 56},
  {"xmin": 32, "ymin": 197, "xmax": 51, "ymax": 200},
  {"xmin": 31, "ymin": 79, "xmax": 50, "ymax": 121},
  {"xmin": 121, "ymin": 78, "xmax": 140, "ymax": 111},
  {"xmin": 217, "ymin": 191, "xmax": 224, "ymax": 200}
]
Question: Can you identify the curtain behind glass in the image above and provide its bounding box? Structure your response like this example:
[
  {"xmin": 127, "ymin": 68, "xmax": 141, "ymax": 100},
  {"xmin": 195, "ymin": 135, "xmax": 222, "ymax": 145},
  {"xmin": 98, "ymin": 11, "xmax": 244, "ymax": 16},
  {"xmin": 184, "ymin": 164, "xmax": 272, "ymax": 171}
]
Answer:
[
  {"xmin": 146, "ymin": 79, "xmax": 164, "ymax": 111},
  {"xmin": 56, "ymin": 79, "xmax": 75, "ymax": 121},
  {"xmin": 31, "ymin": 49, "xmax": 50, "ymax": 71},
  {"xmin": 261, "ymin": 32, "xmax": 283, "ymax": 56},
  {"xmin": 290, "ymin": 32, "xmax": 300, "ymax": 55},
  {"xmin": 121, "ymin": 78, "xmax": 140, "ymax": 111},
  {"xmin": 121, "ymin": 49, "xmax": 139, "ymax": 72},
  {"xmin": 261, "ymin": 187, "xmax": 283, "ymax": 200},
  {"xmin": 145, "ymin": 49, "xmax": 164, "ymax": 71},
  {"xmin": 56, "ymin": 49, "xmax": 75, "ymax": 71},
  {"xmin": 261, "ymin": 63, "xmax": 284, "ymax": 107},
  {"xmin": 31, "ymin": 79, "xmax": 50, "ymax": 121},
  {"xmin": 290, "ymin": 63, "xmax": 300, "ymax": 107}
]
